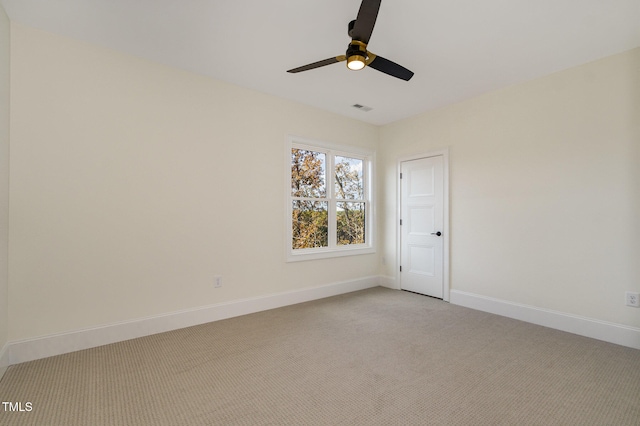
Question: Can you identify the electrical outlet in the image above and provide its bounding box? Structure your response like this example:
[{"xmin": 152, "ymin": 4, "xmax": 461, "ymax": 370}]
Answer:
[
  {"xmin": 214, "ymin": 276, "xmax": 222, "ymax": 288},
  {"xmin": 625, "ymin": 292, "xmax": 639, "ymax": 307}
]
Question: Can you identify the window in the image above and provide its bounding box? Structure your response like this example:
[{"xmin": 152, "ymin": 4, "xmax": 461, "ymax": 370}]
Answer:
[{"xmin": 287, "ymin": 137, "xmax": 374, "ymax": 261}]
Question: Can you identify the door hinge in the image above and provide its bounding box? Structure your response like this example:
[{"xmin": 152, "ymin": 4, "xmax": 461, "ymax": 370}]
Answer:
[
  {"xmin": 400, "ymin": 266, "xmax": 402, "ymax": 272},
  {"xmin": 400, "ymin": 219, "xmax": 403, "ymax": 226},
  {"xmin": 400, "ymin": 173, "xmax": 403, "ymax": 179}
]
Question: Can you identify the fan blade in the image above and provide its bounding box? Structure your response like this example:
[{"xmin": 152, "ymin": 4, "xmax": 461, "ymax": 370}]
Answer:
[
  {"xmin": 367, "ymin": 54, "xmax": 414, "ymax": 81},
  {"xmin": 287, "ymin": 56, "xmax": 346, "ymax": 73},
  {"xmin": 351, "ymin": 0, "xmax": 381, "ymax": 44}
]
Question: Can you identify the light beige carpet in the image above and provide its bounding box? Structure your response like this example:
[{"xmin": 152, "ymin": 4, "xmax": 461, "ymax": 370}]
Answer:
[{"xmin": 1, "ymin": 287, "xmax": 639, "ymax": 425}]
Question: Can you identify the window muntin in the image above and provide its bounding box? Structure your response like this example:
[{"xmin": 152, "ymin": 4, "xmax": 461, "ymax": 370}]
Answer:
[{"xmin": 288, "ymin": 139, "xmax": 374, "ymax": 261}]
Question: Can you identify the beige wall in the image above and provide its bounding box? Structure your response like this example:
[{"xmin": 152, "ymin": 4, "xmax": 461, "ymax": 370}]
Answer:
[
  {"xmin": 0, "ymin": 4, "xmax": 10, "ymax": 371},
  {"xmin": 6, "ymin": 20, "xmax": 639, "ymax": 344},
  {"xmin": 8, "ymin": 23, "xmax": 379, "ymax": 340},
  {"xmin": 380, "ymin": 48, "xmax": 640, "ymax": 328}
]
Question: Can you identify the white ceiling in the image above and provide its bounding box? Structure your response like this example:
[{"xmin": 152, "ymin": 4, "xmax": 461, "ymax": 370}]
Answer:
[{"xmin": 1, "ymin": 0, "xmax": 639, "ymax": 125}]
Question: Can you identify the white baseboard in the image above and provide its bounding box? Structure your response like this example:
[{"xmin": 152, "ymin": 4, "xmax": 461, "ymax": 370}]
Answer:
[
  {"xmin": 0, "ymin": 342, "xmax": 8, "ymax": 380},
  {"xmin": 450, "ymin": 290, "xmax": 640, "ymax": 350},
  {"xmin": 379, "ymin": 275, "xmax": 398, "ymax": 290},
  {"xmin": 7, "ymin": 276, "xmax": 380, "ymax": 365},
  {"xmin": 8, "ymin": 281, "xmax": 636, "ymax": 367}
]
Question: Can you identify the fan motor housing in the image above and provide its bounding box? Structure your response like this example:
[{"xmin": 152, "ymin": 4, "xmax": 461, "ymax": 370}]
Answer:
[
  {"xmin": 346, "ymin": 41, "xmax": 368, "ymax": 70},
  {"xmin": 346, "ymin": 40, "xmax": 367, "ymax": 57}
]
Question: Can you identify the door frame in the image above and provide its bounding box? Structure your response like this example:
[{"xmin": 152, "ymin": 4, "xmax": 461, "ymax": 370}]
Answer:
[{"xmin": 396, "ymin": 149, "xmax": 450, "ymax": 301}]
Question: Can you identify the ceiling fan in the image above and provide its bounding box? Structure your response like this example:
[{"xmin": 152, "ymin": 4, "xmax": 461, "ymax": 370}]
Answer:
[{"xmin": 287, "ymin": 0, "xmax": 414, "ymax": 81}]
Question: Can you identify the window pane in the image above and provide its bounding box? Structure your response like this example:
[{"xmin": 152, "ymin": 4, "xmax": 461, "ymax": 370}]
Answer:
[
  {"xmin": 335, "ymin": 156, "xmax": 363, "ymax": 200},
  {"xmin": 337, "ymin": 202, "xmax": 365, "ymax": 245},
  {"xmin": 291, "ymin": 149, "xmax": 326, "ymax": 198},
  {"xmin": 292, "ymin": 200, "xmax": 328, "ymax": 249}
]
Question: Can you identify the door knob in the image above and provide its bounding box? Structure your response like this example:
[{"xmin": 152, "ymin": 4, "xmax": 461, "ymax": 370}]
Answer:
[{"xmin": 431, "ymin": 231, "xmax": 442, "ymax": 236}]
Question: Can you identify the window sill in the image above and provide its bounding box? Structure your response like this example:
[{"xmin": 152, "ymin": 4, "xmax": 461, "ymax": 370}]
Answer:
[{"xmin": 286, "ymin": 246, "xmax": 375, "ymax": 262}]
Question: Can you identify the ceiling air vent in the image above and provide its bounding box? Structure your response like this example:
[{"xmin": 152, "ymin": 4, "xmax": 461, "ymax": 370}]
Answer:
[{"xmin": 352, "ymin": 104, "xmax": 373, "ymax": 112}]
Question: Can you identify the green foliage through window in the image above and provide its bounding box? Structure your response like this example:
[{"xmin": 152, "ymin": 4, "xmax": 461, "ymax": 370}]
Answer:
[
  {"xmin": 292, "ymin": 200, "xmax": 328, "ymax": 249},
  {"xmin": 291, "ymin": 147, "xmax": 367, "ymax": 250}
]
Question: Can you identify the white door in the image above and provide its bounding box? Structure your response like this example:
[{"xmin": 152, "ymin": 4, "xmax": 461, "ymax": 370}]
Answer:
[{"xmin": 400, "ymin": 156, "xmax": 444, "ymax": 298}]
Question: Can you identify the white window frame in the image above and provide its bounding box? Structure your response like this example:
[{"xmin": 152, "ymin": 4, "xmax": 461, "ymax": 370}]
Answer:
[{"xmin": 285, "ymin": 135, "xmax": 375, "ymax": 262}]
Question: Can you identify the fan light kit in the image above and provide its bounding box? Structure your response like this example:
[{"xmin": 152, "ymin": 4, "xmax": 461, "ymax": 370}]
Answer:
[
  {"xmin": 346, "ymin": 40, "xmax": 367, "ymax": 70},
  {"xmin": 287, "ymin": 0, "xmax": 414, "ymax": 81},
  {"xmin": 347, "ymin": 56, "xmax": 366, "ymax": 71}
]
